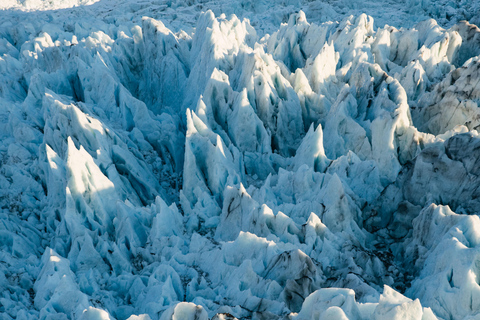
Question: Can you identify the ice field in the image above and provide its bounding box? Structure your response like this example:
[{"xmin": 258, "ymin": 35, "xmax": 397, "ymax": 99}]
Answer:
[{"xmin": 1, "ymin": 0, "xmax": 480, "ymax": 319}]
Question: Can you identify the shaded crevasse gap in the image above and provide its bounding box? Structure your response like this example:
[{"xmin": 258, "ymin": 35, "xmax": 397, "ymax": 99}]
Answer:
[{"xmin": 1, "ymin": 7, "xmax": 480, "ymax": 320}]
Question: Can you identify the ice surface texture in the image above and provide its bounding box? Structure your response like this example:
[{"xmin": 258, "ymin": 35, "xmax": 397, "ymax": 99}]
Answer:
[{"xmin": 1, "ymin": 1, "xmax": 480, "ymax": 320}]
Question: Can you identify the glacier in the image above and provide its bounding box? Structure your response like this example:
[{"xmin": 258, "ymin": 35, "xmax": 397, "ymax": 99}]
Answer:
[{"xmin": 1, "ymin": 0, "xmax": 480, "ymax": 319}]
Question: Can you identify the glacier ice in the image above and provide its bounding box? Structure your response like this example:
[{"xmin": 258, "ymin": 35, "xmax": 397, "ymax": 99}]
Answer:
[{"xmin": 1, "ymin": 0, "xmax": 480, "ymax": 319}]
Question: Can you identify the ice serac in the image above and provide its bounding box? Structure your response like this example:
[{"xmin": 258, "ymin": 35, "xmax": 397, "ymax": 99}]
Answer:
[
  {"xmin": 1, "ymin": 4, "xmax": 480, "ymax": 320},
  {"xmin": 404, "ymin": 132, "xmax": 480, "ymax": 214},
  {"xmin": 403, "ymin": 205, "xmax": 480, "ymax": 319},
  {"xmin": 292, "ymin": 123, "xmax": 329, "ymax": 172},
  {"xmin": 139, "ymin": 17, "xmax": 189, "ymax": 115},
  {"xmin": 182, "ymin": 11, "xmax": 257, "ymax": 119},
  {"xmin": 34, "ymin": 248, "xmax": 91, "ymax": 318},
  {"xmin": 413, "ymin": 56, "xmax": 480, "ymax": 135}
]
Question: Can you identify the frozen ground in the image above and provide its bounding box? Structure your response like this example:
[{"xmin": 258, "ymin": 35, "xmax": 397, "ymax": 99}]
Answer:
[{"xmin": 1, "ymin": 0, "xmax": 480, "ymax": 319}]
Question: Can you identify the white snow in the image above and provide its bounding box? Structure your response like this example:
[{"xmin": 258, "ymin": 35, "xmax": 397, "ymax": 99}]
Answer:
[{"xmin": 0, "ymin": 0, "xmax": 480, "ymax": 319}]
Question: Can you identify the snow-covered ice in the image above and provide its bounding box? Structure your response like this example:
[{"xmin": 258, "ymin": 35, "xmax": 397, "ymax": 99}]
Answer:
[{"xmin": 0, "ymin": 0, "xmax": 480, "ymax": 319}]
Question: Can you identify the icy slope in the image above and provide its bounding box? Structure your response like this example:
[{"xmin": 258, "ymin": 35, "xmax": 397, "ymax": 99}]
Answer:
[{"xmin": 1, "ymin": 1, "xmax": 480, "ymax": 319}]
